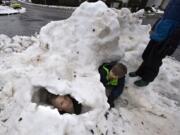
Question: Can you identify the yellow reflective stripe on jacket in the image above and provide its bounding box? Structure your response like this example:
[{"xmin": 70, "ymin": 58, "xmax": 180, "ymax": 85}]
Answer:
[{"xmin": 102, "ymin": 65, "xmax": 118, "ymax": 86}]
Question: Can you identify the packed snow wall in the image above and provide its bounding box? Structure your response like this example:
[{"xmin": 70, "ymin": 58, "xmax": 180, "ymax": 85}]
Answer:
[{"xmin": 1, "ymin": 1, "xmax": 180, "ymax": 135}]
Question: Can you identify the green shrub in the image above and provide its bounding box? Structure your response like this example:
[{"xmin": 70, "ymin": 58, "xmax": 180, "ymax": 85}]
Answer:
[{"xmin": 10, "ymin": 3, "xmax": 22, "ymax": 9}]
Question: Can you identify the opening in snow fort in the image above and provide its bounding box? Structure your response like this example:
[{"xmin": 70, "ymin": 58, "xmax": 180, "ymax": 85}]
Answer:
[{"xmin": 32, "ymin": 87, "xmax": 83, "ymax": 115}]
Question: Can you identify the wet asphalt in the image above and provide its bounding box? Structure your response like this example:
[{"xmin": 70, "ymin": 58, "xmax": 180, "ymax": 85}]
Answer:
[
  {"xmin": 0, "ymin": 3, "xmax": 73, "ymax": 37},
  {"xmin": 0, "ymin": 2, "xmax": 179, "ymax": 61}
]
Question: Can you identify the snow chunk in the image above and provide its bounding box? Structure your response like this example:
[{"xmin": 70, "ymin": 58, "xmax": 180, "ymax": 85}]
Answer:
[
  {"xmin": 0, "ymin": 1, "xmax": 180, "ymax": 135},
  {"xmin": 0, "ymin": 5, "xmax": 26, "ymax": 15}
]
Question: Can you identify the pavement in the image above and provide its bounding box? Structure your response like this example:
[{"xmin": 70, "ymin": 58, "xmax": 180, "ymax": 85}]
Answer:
[
  {"xmin": 0, "ymin": 2, "xmax": 179, "ymax": 61},
  {"xmin": 0, "ymin": 3, "xmax": 74, "ymax": 37}
]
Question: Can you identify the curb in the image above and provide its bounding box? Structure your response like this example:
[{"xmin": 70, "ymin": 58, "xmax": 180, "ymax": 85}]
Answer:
[
  {"xmin": 19, "ymin": 0, "xmax": 76, "ymax": 11},
  {"xmin": 0, "ymin": 12, "xmax": 18, "ymax": 15}
]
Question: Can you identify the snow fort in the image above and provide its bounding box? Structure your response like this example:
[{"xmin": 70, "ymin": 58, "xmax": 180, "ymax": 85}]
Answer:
[{"xmin": 0, "ymin": 1, "xmax": 180, "ymax": 135}]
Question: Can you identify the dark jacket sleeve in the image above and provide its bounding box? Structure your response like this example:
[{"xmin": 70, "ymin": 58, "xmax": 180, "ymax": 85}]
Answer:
[
  {"xmin": 98, "ymin": 61, "xmax": 117, "ymax": 87},
  {"xmin": 110, "ymin": 76, "xmax": 125, "ymax": 99},
  {"xmin": 98, "ymin": 64, "xmax": 108, "ymax": 87}
]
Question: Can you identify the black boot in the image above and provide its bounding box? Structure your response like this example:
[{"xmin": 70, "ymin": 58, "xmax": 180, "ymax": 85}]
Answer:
[
  {"xmin": 134, "ymin": 79, "xmax": 149, "ymax": 87},
  {"xmin": 129, "ymin": 72, "xmax": 138, "ymax": 77}
]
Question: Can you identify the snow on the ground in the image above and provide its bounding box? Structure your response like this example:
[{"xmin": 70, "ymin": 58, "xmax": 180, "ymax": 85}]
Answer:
[
  {"xmin": 0, "ymin": 5, "xmax": 26, "ymax": 15},
  {"xmin": 0, "ymin": 1, "xmax": 180, "ymax": 135}
]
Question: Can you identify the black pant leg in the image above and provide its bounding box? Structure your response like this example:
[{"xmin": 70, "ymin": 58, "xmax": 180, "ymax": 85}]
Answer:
[
  {"xmin": 141, "ymin": 53, "xmax": 163, "ymax": 82},
  {"xmin": 136, "ymin": 40, "xmax": 164, "ymax": 82},
  {"xmin": 136, "ymin": 62, "xmax": 145, "ymax": 77},
  {"xmin": 142, "ymin": 40, "xmax": 157, "ymax": 60},
  {"xmin": 105, "ymin": 0, "xmax": 112, "ymax": 7},
  {"xmin": 136, "ymin": 28, "xmax": 180, "ymax": 82},
  {"xmin": 139, "ymin": 0, "xmax": 148, "ymax": 9},
  {"xmin": 141, "ymin": 39, "xmax": 177, "ymax": 82},
  {"xmin": 136, "ymin": 40, "xmax": 156, "ymax": 77}
]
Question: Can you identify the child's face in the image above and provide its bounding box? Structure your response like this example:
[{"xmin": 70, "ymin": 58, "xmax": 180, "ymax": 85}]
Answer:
[
  {"xmin": 109, "ymin": 70, "xmax": 118, "ymax": 80},
  {"xmin": 51, "ymin": 95, "xmax": 74, "ymax": 113}
]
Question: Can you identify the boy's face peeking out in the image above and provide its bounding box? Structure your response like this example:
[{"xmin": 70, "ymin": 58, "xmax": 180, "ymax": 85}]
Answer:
[
  {"xmin": 51, "ymin": 95, "xmax": 74, "ymax": 114},
  {"xmin": 109, "ymin": 70, "xmax": 118, "ymax": 80}
]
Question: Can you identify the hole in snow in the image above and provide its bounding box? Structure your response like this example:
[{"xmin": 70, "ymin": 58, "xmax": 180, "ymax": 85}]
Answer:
[{"xmin": 31, "ymin": 87, "xmax": 90, "ymax": 115}]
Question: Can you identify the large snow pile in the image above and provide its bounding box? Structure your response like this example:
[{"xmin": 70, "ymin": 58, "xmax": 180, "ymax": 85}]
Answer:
[
  {"xmin": 0, "ymin": 1, "xmax": 180, "ymax": 135},
  {"xmin": 0, "ymin": 5, "xmax": 26, "ymax": 15}
]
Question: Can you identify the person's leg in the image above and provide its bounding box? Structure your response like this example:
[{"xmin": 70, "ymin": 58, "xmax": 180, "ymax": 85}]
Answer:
[
  {"xmin": 105, "ymin": 0, "xmax": 111, "ymax": 7},
  {"xmin": 139, "ymin": 56, "xmax": 163, "ymax": 82},
  {"xmin": 144, "ymin": 0, "xmax": 153, "ymax": 11},
  {"xmin": 135, "ymin": 39, "xmax": 170, "ymax": 86},
  {"xmin": 139, "ymin": 0, "xmax": 149, "ymax": 9},
  {"xmin": 128, "ymin": 0, "xmax": 140, "ymax": 12},
  {"xmin": 136, "ymin": 27, "xmax": 180, "ymax": 87},
  {"xmin": 118, "ymin": 1, "xmax": 123, "ymax": 9},
  {"xmin": 133, "ymin": 40, "xmax": 163, "ymax": 86},
  {"xmin": 135, "ymin": 62, "xmax": 145, "ymax": 77},
  {"xmin": 131, "ymin": 28, "xmax": 180, "ymax": 87},
  {"xmin": 129, "ymin": 40, "xmax": 155, "ymax": 77}
]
